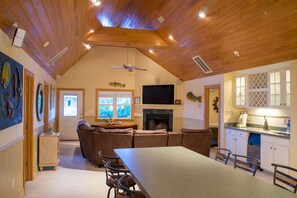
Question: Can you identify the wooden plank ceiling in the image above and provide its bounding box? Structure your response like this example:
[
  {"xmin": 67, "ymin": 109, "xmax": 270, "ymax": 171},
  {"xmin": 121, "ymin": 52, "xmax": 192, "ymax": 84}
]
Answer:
[{"xmin": 0, "ymin": 0, "xmax": 297, "ymax": 81}]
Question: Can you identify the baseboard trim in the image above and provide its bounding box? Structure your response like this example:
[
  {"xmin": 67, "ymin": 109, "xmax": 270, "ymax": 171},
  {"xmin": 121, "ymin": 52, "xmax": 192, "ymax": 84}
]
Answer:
[{"xmin": 0, "ymin": 135, "xmax": 24, "ymax": 152}]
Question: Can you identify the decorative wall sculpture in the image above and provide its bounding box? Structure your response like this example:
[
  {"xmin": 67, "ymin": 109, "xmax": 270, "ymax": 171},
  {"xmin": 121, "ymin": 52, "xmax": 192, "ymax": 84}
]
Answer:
[{"xmin": 0, "ymin": 52, "xmax": 23, "ymax": 130}]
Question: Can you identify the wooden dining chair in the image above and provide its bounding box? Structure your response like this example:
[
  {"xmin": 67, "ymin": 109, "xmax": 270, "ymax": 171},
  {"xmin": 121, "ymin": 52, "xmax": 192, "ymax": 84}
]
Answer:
[
  {"xmin": 117, "ymin": 175, "xmax": 146, "ymax": 198},
  {"xmin": 214, "ymin": 147, "xmax": 232, "ymax": 165},
  {"xmin": 271, "ymin": 163, "xmax": 297, "ymax": 193},
  {"xmin": 98, "ymin": 150, "xmax": 123, "ymax": 198},
  {"xmin": 233, "ymin": 154, "xmax": 260, "ymax": 176}
]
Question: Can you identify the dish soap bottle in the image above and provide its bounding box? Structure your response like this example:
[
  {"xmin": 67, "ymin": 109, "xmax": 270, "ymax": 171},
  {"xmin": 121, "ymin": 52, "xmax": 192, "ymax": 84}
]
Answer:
[{"xmin": 286, "ymin": 119, "xmax": 291, "ymax": 133}]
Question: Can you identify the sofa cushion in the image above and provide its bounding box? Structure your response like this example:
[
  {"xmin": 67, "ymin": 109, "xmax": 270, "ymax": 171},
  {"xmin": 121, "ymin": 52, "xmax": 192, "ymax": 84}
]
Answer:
[
  {"xmin": 134, "ymin": 129, "xmax": 167, "ymax": 134},
  {"xmin": 77, "ymin": 120, "xmax": 96, "ymax": 131},
  {"xmin": 181, "ymin": 128, "xmax": 211, "ymax": 133},
  {"xmin": 99, "ymin": 127, "xmax": 133, "ymax": 134}
]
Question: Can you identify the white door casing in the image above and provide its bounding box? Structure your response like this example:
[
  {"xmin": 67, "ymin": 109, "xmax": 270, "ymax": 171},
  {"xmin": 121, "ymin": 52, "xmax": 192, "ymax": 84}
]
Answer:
[{"xmin": 59, "ymin": 90, "xmax": 83, "ymax": 140}]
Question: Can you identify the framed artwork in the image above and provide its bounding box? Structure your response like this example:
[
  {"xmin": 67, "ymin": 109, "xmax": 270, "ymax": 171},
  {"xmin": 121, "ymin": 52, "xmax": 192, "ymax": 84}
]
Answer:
[
  {"xmin": 36, "ymin": 83, "xmax": 44, "ymax": 121},
  {"xmin": 50, "ymin": 85, "xmax": 55, "ymax": 109},
  {"xmin": 0, "ymin": 52, "xmax": 23, "ymax": 130},
  {"xmin": 134, "ymin": 97, "xmax": 140, "ymax": 104}
]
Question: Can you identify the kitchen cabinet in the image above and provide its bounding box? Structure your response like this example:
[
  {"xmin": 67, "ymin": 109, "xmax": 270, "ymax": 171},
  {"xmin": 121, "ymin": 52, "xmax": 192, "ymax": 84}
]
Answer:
[
  {"xmin": 269, "ymin": 69, "xmax": 290, "ymax": 107},
  {"xmin": 39, "ymin": 132, "xmax": 60, "ymax": 171},
  {"xmin": 235, "ymin": 76, "xmax": 246, "ymax": 107},
  {"xmin": 248, "ymin": 72, "xmax": 269, "ymax": 107},
  {"xmin": 226, "ymin": 129, "xmax": 249, "ymax": 160},
  {"xmin": 260, "ymin": 134, "xmax": 289, "ymax": 173}
]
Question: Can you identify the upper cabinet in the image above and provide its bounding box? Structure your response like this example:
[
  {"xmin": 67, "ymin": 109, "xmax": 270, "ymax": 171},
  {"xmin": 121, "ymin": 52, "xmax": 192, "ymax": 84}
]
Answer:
[
  {"xmin": 269, "ymin": 69, "xmax": 290, "ymax": 107},
  {"xmin": 234, "ymin": 68, "xmax": 290, "ymax": 108},
  {"xmin": 248, "ymin": 72, "xmax": 269, "ymax": 108}
]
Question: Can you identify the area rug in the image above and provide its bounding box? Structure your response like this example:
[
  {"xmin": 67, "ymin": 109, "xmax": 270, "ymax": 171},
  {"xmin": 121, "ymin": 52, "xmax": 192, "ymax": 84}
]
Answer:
[{"xmin": 59, "ymin": 141, "xmax": 103, "ymax": 172}]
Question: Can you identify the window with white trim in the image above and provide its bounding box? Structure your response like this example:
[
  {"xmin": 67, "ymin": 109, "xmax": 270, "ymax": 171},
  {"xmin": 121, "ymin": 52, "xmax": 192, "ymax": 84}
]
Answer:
[{"xmin": 96, "ymin": 89, "xmax": 133, "ymax": 120}]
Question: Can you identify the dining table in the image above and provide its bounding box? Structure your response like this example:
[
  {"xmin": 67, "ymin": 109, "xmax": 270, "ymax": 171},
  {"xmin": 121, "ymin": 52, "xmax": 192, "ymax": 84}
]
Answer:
[{"xmin": 114, "ymin": 146, "xmax": 295, "ymax": 198}]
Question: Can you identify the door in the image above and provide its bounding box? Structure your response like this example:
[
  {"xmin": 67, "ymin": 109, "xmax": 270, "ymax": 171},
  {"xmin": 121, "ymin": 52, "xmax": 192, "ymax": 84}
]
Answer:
[
  {"xmin": 274, "ymin": 144, "xmax": 289, "ymax": 174},
  {"xmin": 226, "ymin": 134, "xmax": 235, "ymax": 155},
  {"xmin": 236, "ymin": 136, "xmax": 248, "ymax": 161},
  {"xmin": 58, "ymin": 90, "xmax": 83, "ymax": 140},
  {"xmin": 260, "ymin": 141, "xmax": 274, "ymax": 172}
]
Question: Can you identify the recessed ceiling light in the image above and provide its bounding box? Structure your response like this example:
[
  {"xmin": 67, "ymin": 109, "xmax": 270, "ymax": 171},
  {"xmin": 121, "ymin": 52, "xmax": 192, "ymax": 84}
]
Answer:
[
  {"xmin": 83, "ymin": 43, "xmax": 92, "ymax": 50},
  {"xmin": 149, "ymin": 49, "xmax": 154, "ymax": 54},
  {"xmin": 158, "ymin": 16, "xmax": 165, "ymax": 23},
  {"xmin": 198, "ymin": 11, "xmax": 206, "ymax": 18},
  {"xmin": 91, "ymin": 0, "xmax": 101, "ymax": 6},
  {"xmin": 233, "ymin": 50, "xmax": 240, "ymax": 57},
  {"xmin": 168, "ymin": 34, "xmax": 174, "ymax": 41},
  {"xmin": 43, "ymin": 41, "xmax": 50, "ymax": 48}
]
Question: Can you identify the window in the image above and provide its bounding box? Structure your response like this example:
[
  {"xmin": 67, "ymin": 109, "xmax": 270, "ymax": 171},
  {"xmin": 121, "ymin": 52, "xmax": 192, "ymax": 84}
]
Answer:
[
  {"xmin": 235, "ymin": 76, "xmax": 246, "ymax": 106},
  {"xmin": 63, "ymin": 95, "xmax": 78, "ymax": 116},
  {"xmin": 96, "ymin": 89, "xmax": 134, "ymax": 120}
]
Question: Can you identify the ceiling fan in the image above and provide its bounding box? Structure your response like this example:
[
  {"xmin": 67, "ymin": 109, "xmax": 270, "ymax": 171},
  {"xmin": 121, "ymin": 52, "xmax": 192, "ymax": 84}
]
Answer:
[{"xmin": 112, "ymin": 44, "xmax": 148, "ymax": 72}]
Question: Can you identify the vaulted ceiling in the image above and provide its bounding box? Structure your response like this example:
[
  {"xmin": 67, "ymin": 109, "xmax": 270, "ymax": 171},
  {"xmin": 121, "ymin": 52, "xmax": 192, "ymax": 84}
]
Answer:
[{"xmin": 0, "ymin": 0, "xmax": 297, "ymax": 81}]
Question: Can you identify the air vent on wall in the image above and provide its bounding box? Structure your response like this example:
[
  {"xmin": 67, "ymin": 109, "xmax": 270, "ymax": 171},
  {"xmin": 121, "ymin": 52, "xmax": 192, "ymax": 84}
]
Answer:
[
  {"xmin": 47, "ymin": 47, "xmax": 68, "ymax": 65},
  {"xmin": 192, "ymin": 55, "xmax": 212, "ymax": 74}
]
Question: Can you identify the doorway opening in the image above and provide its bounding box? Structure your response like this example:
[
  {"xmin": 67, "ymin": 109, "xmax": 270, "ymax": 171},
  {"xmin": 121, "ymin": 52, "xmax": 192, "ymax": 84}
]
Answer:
[
  {"xmin": 204, "ymin": 85, "xmax": 221, "ymax": 147},
  {"xmin": 23, "ymin": 69, "xmax": 34, "ymax": 186}
]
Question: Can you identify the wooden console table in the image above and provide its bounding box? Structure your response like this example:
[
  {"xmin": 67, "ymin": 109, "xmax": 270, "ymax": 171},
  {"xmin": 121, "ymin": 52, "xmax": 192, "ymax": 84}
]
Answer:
[
  {"xmin": 91, "ymin": 124, "xmax": 137, "ymax": 129},
  {"xmin": 39, "ymin": 132, "xmax": 60, "ymax": 171}
]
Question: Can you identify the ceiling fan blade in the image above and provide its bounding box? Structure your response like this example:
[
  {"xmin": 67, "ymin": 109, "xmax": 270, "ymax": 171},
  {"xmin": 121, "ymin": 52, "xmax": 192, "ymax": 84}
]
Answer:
[
  {"xmin": 134, "ymin": 68, "xmax": 148, "ymax": 71},
  {"xmin": 111, "ymin": 66, "xmax": 125, "ymax": 69}
]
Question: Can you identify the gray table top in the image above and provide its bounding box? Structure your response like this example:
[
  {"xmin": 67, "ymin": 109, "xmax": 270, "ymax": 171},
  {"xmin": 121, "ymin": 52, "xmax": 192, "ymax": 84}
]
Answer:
[{"xmin": 115, "ymin": 146, "xmax": 295, "ymax": 198}]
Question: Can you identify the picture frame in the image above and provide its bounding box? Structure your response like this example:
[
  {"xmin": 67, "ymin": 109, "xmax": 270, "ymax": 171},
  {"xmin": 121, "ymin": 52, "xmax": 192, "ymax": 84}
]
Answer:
[
  {"xmin": 175, "ymin": 99, "xmax": 181, "ymax": 105},
  {"xmin": 134, "ymin": 97, "xmax": 141, "ymax": 104},
  {"xmin": 36, "ymin": 83, "xmax": 44, "ymax": 121}
]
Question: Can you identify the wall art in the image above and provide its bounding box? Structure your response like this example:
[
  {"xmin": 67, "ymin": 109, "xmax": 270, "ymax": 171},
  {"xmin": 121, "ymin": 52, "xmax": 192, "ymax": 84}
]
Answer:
[{"xmin": 0, "ymin": 51, "xmax": 23, "ymax": 130}]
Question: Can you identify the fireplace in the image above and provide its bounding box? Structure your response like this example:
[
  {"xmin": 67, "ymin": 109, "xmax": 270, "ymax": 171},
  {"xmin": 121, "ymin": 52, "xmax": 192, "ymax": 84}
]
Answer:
[{"xmin": 143, "ymin": 109, "xmax": 173, "ymax": 131}]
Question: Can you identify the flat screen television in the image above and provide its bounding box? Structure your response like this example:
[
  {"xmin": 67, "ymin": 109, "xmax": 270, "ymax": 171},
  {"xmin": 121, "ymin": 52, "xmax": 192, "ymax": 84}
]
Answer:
[{"xmin": 142, "ymin": 85, "xmax": 174, "ymax": 104}]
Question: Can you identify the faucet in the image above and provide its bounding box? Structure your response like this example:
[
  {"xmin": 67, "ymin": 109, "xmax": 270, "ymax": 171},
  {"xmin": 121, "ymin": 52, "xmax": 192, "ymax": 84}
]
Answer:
[{"xmin": 263, "ymin": 115, "xmax": 270, "ymax": 130}]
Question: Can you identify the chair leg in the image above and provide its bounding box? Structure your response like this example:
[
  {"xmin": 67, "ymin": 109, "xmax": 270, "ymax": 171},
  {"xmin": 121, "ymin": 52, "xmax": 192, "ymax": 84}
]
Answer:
[
  {"xmin": 113, "ymin": 187, "xmax": 117, "ymax": 198},
  {"xmin": 107, "ymin": 187, "xmax": 112, "ymax": 198}
]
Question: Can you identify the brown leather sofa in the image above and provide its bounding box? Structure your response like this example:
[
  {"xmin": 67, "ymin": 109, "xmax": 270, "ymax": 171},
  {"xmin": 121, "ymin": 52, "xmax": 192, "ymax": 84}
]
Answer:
[
  {"xmin": 181, "ymin": 128, "xmax": 213, "ymax": 157},
  {"xmin": 77, "ymin": 120, "xmax": 213, "ymax": 166}
]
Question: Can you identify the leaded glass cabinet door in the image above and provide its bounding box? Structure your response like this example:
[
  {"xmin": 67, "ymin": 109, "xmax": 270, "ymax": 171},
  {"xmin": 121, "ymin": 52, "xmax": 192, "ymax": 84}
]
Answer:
[{"xmin": 235, "ymin": 76, "xmax": 246, "ymax": 107}]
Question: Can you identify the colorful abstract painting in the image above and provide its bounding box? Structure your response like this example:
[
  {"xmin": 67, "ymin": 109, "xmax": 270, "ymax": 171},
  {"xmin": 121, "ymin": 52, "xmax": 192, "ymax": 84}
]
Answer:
[{"xmin": 0, "ymin": 51, "xmax": 23, "ymax": 130}]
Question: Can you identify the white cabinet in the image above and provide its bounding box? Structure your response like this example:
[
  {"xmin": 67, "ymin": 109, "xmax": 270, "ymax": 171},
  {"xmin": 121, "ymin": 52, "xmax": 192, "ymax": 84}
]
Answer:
[
  {"xmin": 260, "ymin": 134, "xmax": 289, "ymax": 173},
  {"xmin": 269, "ymin": 69, "xmax": 290, "ymax": 107},
  {"xmin": 39, "ymin": 132, "xmax": 60, "ymax": 171},
  {"xmin": 235, "ymin": 76, "xmax": 246, "ymax": 107},
  {"xmin": 226, "ymin": 129, "xmax": 249, "ymax": 160}
]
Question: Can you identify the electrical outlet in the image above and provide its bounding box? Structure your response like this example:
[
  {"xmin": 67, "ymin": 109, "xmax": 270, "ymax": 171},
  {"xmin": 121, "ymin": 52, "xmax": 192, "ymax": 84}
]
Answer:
[{"xmin": 12, "ymin": 178, "xmax": 15, "ymax": 188}]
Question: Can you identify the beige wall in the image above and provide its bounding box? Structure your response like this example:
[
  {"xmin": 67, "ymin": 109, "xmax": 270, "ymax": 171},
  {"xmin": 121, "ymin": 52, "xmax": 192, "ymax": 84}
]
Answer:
[
  {"xmin": 0, "ymin": 29, "xmax": 56, "ymax": 196},
  {"xmin": 57, "ymin": 46, "xmax": 184, "ymax": 131},
  {"xmin": 0, "ymin": 139, "xmax": 24, "ymax": 198}
]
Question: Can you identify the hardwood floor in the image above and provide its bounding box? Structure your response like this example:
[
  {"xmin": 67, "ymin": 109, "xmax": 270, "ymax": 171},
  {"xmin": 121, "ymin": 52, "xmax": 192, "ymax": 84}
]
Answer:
[{"xmin": 24, "ymin": 142, "xmax": 273, "ymax": 198}]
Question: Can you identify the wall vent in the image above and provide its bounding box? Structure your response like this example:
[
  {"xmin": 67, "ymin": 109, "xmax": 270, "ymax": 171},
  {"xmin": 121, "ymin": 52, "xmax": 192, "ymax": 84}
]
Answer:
[
  {"xmin": 47, "ymin": 47, "xmax": 68, "ymax": 65},
  {"xmin": 192, "ymin": 55, "xmax": 212, "ymax": 74}
]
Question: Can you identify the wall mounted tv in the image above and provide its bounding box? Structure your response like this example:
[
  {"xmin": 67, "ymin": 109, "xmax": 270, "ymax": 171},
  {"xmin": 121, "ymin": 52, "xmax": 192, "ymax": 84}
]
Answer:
[{"xmin": 142, "ymin": 85, "xmax": 174, "ymax": 104}]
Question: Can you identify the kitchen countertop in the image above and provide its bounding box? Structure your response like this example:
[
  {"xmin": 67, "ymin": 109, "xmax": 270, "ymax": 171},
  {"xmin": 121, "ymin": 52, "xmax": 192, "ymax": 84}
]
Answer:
[{"xmin": 225, "ymin": 125, "xmax": 290, "ymax": 139}]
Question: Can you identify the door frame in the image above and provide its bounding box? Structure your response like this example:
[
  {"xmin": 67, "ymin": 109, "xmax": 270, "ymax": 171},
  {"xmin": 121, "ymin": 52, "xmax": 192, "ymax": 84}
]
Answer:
[
  {"xmin": 56, "ymin": 88, "xmax": 85, "ymax": 131},
  {"xmin": 204, "ymin": 84, "xmax": 221, "ymax": 146},
  {"xmin": 23, "ymin": 69, "xmax": 34, "ymax": 184},
  {"xmin": 43, "ymin": 81, "xmax": 49, "ymax": 132}
]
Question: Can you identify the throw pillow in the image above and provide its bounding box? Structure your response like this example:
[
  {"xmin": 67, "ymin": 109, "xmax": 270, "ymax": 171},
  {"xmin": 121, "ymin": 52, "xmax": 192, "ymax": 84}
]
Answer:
[{"xmin": 134, "ymin": 129, "xmax": 167, "ymax": 134}]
